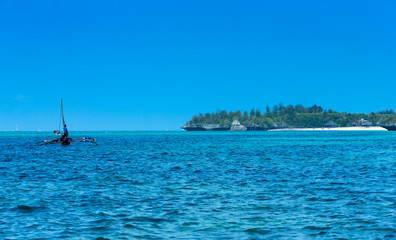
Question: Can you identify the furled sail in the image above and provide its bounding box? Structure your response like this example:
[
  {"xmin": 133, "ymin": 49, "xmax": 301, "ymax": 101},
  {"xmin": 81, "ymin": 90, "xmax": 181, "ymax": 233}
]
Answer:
[{"xmin": 61, "ymin": 98, "xmax": 66, "ymax": 126}]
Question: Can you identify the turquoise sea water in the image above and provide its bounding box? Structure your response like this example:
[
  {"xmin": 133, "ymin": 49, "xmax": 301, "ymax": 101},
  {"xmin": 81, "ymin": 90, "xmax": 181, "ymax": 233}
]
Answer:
[{"xmin": 0, "ymin": 131, "xmax": 395, "ymax": 239}]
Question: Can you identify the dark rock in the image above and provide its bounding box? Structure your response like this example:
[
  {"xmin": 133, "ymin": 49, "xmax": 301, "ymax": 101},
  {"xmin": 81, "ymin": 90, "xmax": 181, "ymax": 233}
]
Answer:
[
  {"xmin": 381, "ymin": 123, "xmax": 396, "ymax": 131},
  {"xmin": 181, "ymin": 124, "xmax": 206, "ymax": 131}
]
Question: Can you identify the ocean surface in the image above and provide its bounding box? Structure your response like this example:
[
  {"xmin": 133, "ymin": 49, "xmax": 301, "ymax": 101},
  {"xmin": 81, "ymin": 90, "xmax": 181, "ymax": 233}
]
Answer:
[{"xmin": 0, "ymin": 131, "xmax": 395, "ymax": 239}]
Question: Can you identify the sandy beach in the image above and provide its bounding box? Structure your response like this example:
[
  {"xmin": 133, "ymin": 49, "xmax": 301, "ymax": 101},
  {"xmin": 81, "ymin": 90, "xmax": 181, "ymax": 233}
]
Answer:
[{"xmin": 269, "ymin": 127, "xmax": 387, "ymax": 131}]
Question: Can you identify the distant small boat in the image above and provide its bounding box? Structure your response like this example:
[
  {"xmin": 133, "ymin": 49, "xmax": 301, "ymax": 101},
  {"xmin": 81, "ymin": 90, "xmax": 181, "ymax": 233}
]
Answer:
[
  {"xmin": 15, "ymin": 124, "xmax": 18, "ymax": 132},
  {"xmin": 38, "ymin": 99, "xmax": 97, "ymax": 146}
]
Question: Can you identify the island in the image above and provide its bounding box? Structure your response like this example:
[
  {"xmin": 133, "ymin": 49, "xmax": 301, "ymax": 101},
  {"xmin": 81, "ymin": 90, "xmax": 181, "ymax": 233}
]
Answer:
[{"xmin": 182, "ymin": 104, "xmax": 396, "ymax": 131}]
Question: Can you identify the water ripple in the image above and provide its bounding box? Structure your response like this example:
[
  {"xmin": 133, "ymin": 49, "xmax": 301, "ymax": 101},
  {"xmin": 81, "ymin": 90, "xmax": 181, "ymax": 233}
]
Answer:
[{"xmin": 0, "ymin": 131, "xmax": 395, "ymax": 239}]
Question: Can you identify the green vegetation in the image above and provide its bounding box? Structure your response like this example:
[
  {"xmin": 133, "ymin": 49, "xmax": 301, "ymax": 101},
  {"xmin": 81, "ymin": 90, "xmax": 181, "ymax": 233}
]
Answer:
[{"xmin": 185, "ymin": 104, "xmax": 396, "ymax": 129}]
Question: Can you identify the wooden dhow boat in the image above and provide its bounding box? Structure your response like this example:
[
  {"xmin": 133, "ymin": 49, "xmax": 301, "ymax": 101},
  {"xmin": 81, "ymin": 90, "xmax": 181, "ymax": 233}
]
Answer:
[{"xmin": 38, "ymin": 99, "xmax": 97, "ymax": 145}]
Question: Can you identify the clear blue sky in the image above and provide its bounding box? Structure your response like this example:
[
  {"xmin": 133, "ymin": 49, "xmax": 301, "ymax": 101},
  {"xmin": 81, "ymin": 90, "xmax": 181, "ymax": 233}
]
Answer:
[{"xmin": 1, "ymin": 0, "xmax": 395, "ymax": 131}]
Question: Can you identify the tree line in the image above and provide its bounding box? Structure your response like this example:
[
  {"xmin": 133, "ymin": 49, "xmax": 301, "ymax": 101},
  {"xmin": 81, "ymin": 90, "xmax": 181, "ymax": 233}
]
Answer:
[{"xmin": 186, "ymin": 104, "xmax": 396, "ymax": 128}]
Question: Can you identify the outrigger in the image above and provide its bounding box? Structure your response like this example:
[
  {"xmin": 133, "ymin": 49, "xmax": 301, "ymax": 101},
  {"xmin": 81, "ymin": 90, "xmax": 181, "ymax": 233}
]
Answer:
[
  {"xmin": 38, "ymin": 99, "xmax": 97, "ymax": 146},
  {"xmin": 39, "ymin": 136, "xmax": 97, "ymax": 146}
]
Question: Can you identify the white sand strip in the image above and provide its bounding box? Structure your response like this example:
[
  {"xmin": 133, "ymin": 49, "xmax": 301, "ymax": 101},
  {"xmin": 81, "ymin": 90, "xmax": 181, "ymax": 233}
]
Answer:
[{"xmin": 269, "ymin": 127, "xmax": 387, "ymax": 131}]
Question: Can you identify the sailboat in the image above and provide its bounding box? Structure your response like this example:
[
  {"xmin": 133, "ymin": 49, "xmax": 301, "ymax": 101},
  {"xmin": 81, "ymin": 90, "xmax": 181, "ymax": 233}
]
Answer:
[{"xmin": 38, "ymin": 99, "xmax": 97, "ymax": 145}]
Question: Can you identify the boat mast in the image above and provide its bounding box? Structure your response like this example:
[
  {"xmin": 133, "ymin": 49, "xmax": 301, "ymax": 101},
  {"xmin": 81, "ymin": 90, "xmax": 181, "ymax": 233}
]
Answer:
[{"xmin": 61, "ymin": 98, "xmax": 66, "ymax": 126}]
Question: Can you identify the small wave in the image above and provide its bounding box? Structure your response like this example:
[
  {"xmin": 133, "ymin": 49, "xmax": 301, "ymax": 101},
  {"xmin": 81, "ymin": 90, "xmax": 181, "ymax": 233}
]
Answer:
[
  {"xmin": 121, "ymin": 217, "xmax": 134, "ymax": 222},
  {"xmin": 124, "ymin": 224, "xmax": 143, "ymax": 230},
  {"xmin": 12, "ymin": 205, "xmax": 43, "ymax": 213},
  {"xmin": 306, "ymin": 197, "xmax": 320, "ymax": 201},
  {"xmin": 384, "ymin": 234, "xmax": 395, "ymax": 238},
  {"xmin": 382, "ymin": 196, "xmax": 396, "ymax": 204},
  {"xmin": 132, "ymin": 216, "xmax": 171, "ymax": 223},
  {"xmin": 95, "ymin": 237, "xmax": 111, "ymax": 240},
  {"xmin": 170, "ymin": 166, "xmax": 182, "ymax": 171},
  {"xmin": 182, "ymin": 221, "xmax": 199, "ymax": 226},
  {"xmin": 92, "ymin": 219, "xmax": 112, "ymax": 224},
  {"xmin": 164, "ymin": 210, "xmax": 182, "ymax": 216},
  {"xmin": 310, "ymin": 231, "xmax": 327, "ymax": 236},
  {"xmin": 90, "ymin": 226, "xmax": 107, "ymax": 231},
  {"xmin": 303, "ymin": 226, "xmax": 331, "ymax": 231},
  {"xmin": 373, "ymin": 227, "xmax": 396, "ymax": 232},
  {"xmin": 244, "ymin": 228, "xmax": 270, "ymax": 235},
  {"xmin": 194, "ymin": 227, "xmax": 217, "ymax": 232}
]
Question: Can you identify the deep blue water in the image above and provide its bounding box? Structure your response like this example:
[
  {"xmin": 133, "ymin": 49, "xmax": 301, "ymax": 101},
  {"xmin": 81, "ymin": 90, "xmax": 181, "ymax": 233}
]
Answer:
[{"xmin": 0, "ymin": 131, "xmax": 395, "ymax": 239}]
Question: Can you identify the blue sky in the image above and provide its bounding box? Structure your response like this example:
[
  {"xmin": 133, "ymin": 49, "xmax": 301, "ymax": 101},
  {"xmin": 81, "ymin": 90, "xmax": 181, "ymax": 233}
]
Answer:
[{"xmin": 1, "ymin": 0, "xmax": 395, "ymax": 131}]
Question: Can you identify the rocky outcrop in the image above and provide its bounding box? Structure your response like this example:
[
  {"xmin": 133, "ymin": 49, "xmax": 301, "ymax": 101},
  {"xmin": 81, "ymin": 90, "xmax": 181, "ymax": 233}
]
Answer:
[
  {"xmin": 358, "ymin": 118, "xmax": 372, "ymax": 127},
  {"xmin": 246, "ymin": 123, "xmax": 267, "ymax": 131},
  {"xmin": 279, "ymin": 121, "xmax": 290, "ymax": 128},
  {"xmin": 380, "ymin": 123, "xmax": 396, "ymax": 131},
  {"xmin": 324, "ymin": 121, "xmax": 337, "ymax": 128},
  {"xmin": 203, "ymin": 124, "xmax": 230, "ymax": 131},
  {"xmin": 181, "ymin": 124, "xmax": 206, "ymax": 131},
  {"xmin": 182, "ymin": 121, "xmax": 249, "ymax": 131},
  {"xmin": 182, "ymin": 124, "xmax": 230, "ymax": 131},
  {"xmin": 230, "ymin": 120, "xmax": 247, "ymax": 131}
]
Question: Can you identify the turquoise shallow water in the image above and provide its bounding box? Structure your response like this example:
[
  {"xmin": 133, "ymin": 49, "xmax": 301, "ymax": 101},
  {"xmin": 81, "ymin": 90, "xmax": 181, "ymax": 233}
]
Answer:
[{"xmin": 0, "ymin": 131, "xmax": 395, "ymax": 239}]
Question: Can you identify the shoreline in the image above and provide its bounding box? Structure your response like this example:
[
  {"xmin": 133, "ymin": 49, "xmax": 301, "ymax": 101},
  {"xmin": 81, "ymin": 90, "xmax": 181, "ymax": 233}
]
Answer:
[{"xmin": 269, "ymin": 127, "xmax": 387, "ymax": 131}]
